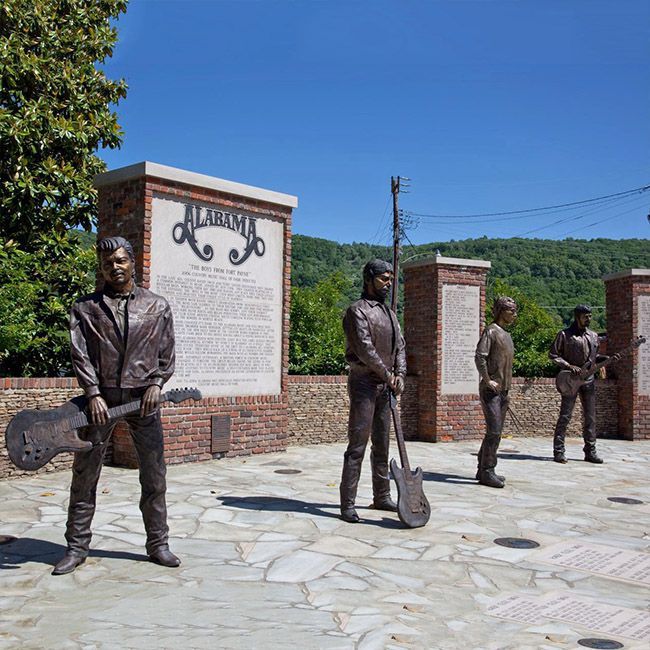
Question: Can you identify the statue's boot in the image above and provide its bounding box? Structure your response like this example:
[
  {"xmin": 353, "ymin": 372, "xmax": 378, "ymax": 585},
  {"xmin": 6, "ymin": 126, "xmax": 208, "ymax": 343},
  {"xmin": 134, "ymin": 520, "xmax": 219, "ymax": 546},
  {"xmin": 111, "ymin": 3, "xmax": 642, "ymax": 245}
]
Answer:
[
  {"xmin": 52, "ymin": 552, "xmax": 86, "ymax": 575},
  {"xmin": 476, "ymin": 439, "xmax": 504, "ymax": 481},
  {"xmin": 371, "ymin": 447, "xmax": 396, "ymax": 511},
  {"xmin": 340, "ymin": 457, "xmax": 361, "ymax": 523},
  {"xmin": 478, "ymin": 435, "xmax": 505, "ymax": 488}
]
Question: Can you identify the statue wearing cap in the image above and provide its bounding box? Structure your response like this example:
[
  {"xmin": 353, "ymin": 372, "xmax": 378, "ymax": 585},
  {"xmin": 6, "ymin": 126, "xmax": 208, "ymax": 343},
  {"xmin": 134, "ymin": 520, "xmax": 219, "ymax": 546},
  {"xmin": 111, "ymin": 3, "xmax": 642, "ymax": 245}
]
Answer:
[{"xmin": 339, "ymin": 260, "xmax": 406, "ymax": 523}]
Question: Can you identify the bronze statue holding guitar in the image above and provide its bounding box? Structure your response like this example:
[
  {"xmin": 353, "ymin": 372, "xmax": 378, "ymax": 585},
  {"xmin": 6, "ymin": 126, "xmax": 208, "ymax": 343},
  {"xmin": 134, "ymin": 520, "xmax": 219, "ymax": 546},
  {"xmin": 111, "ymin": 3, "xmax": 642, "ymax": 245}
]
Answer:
[
  {"xmin": 550, "ymin": 304, "xmax": 645, "ymax": 464},
  {"xmin": 39, "ymin": 235, "xmax": 190, "ymax": 575},
  {"xmin": 339, "ymin": 260, "xmax": 407, "ymax": 524}
]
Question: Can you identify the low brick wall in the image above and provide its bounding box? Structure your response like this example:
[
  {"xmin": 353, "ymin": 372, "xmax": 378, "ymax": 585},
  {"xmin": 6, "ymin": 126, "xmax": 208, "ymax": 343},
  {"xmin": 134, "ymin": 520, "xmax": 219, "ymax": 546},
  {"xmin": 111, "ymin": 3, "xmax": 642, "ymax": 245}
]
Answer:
[
  {"xmin": 286, "ymin": 375, "xmax": 419, "ymax": 445},
  {"xmin": 502, "ymin": 378, "xmax": 618, "ymax": 440},
  {"xmin": 286, "ymin": 376, "xmax": 618, "ymax": 445},
  {"xmin": 0, "ymin": 375, "xmax": 619, "ymax": 479}
]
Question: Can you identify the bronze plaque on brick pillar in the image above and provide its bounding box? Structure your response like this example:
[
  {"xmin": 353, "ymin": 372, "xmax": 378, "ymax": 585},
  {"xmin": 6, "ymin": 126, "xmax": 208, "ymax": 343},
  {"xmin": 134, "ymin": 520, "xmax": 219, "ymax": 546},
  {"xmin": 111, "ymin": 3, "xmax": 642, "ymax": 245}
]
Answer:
[{"xmin": 211, "ymin": 415, "xmax": 231, "ymax": 453}]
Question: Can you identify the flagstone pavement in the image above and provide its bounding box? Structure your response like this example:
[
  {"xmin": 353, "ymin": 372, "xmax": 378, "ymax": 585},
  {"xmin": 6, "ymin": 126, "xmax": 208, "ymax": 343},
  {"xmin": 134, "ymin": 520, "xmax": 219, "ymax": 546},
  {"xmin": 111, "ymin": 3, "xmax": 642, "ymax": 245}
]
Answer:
[{"xmin": 1, "ymin": 437, "xmax": 649, "ymax": 650}]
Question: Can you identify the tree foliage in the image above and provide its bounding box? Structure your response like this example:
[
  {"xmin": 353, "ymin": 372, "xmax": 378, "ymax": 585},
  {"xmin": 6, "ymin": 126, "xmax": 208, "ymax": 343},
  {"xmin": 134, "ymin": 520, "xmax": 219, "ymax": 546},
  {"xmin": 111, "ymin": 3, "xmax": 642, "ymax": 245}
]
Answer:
[
  {"xmin": 0, "ymin": 0, "xmax": 128, "ymax": 247},
  {"xmin": 0, "ymin": 232, "xmax": 95, "ymax": 376},
  {"xmin": 487, "ymin": 279, "xmax": 561, "ymax": 377},
  {"xmin": 289, "ymin": 272, "xmax": 350, "ymax": 375},
  {"xmin": 0, "ymin": 0, "xmax": 126, "ymax": 376},
  {"xmin": 293, "ymin": 235, "xmax": 650, "ymax": 330}
]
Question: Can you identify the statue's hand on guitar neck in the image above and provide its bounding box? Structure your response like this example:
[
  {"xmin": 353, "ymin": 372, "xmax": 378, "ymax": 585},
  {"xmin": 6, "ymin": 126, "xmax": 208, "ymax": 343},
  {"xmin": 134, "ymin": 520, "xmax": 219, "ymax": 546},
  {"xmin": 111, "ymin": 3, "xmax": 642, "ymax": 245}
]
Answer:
[
  {"xmin": 88, "ymin": 395, "xmax": 109, "ymax": 425},
  {"xmin": 388, "ymin": 373, "xmax": 404, "ymax": 396},
  {"xmin": 140, "ymin": 385, "xmax": 161, "ymax": 417}
]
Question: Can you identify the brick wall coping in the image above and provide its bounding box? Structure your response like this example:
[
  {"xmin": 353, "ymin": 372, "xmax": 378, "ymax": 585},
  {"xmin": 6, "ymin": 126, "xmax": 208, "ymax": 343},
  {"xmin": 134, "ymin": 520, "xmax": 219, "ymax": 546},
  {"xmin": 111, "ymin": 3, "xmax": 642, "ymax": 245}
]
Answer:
[
  {"xmin": 94, "ymin": 161, "xmax": 298, "ymax": 209},
  {"xmin": 3, "ymin": 376, "xmax": 616, "ymax": 389},
  {"xmin": 602, "ymin": 268, "xmax": 650, "ymax": 281},
  {"xmin": 0, "ymin": 378, "xmax": 284, "ymax": 404},
  {"xmin": 403, "ymin": 256, "xmax": 491, "ymax": 270},
  {"xmin": 2, "ymin": 377, "xmax": 79, "ymax": 389}
]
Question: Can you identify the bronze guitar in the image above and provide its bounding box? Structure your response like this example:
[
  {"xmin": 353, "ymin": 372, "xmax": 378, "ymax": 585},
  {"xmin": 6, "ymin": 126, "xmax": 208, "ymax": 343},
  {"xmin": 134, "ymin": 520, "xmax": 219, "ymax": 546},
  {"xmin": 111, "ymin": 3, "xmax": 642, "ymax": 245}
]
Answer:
[
  {"xmin": 6, "ymin": 388, "xmax": 202, "ymax": 471},
  {"xmin": 555, "ymin": 336, "xmax": 646, "ymax": 397},
  {"xmin": 388, "ymin": 391, "xmax": 431, "ymax": 528}
]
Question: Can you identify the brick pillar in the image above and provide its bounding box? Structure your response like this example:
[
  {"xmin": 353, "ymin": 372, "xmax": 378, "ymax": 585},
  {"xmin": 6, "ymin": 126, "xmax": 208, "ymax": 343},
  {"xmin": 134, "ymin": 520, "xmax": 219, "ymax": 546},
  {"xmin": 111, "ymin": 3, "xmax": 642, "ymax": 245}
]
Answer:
[
  {"xmin": 403, "ymin": 256, "xmax": 490, "ymax": 442},
  {"xmin": 603, "ymin": 269, "xmax": 650, "ymax": 440},
  {"xmin": 94, "ymin": 162, "xmax": 297, "ymax": 467}
]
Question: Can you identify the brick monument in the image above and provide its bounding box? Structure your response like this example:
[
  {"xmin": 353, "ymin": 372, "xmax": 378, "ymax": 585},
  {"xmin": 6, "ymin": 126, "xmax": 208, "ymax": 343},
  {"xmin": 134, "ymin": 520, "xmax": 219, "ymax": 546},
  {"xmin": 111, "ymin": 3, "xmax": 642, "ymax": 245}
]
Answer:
[
  {"xmin": 603, "ymin": 268, "xmax": 650, "ymax": 440},
  {"xmin": 94, "ymin": 162, "xmax": 297, "ymax": 465},
  {"xmin": 403, "ymin": 255, "xmax": 491, "ymax": 442}
]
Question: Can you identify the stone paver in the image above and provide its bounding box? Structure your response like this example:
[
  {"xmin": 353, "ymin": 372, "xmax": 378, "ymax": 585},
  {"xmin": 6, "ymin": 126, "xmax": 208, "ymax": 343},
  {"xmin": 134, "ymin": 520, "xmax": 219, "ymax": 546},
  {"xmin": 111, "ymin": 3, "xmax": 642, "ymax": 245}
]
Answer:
[{"xmin": 1, "ymin": 437, "xmax": 649, "ymax": 649}]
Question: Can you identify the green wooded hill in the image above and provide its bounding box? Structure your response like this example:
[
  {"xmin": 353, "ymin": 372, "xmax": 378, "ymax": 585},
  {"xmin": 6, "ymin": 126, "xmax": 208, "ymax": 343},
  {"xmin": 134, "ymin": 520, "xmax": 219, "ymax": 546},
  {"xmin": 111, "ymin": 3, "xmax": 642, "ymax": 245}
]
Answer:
[{"xmin": 292, "ymin": 235, "xmax": 649, "ymax": 328}]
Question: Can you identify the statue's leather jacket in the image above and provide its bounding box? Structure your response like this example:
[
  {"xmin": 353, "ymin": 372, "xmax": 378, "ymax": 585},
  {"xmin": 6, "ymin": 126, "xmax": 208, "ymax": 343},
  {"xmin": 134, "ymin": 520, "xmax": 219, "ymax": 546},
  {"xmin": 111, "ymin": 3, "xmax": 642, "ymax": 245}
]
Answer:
[
  {"xmin": 70, "ymin": 286, "xmax": 175, "ymax": 398},
  {"xmin": 343, "ymin": 295, "xmax": 406, "ymax": 383},
  {"xmin": 549, "ymin": 322, "xmax": 602, "ymax": 378}
]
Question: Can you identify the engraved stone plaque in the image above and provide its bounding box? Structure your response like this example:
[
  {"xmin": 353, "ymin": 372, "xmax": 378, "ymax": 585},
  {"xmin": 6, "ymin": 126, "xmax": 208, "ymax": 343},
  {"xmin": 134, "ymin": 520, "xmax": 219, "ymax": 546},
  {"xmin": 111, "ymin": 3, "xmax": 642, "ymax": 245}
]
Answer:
[
  {"xmin": 488, "ymin": 592, "xmax": 650, "ymax": 641},
  {"xmin": 150, "ymin": 195, "xmax": 284, "ymax": 397},
  {"xmin": 637, "ymin": 294, "xmax": 650, "ymax": 396},
  {"xmin": 535, "ymin": 540, "xmax": 650, "ymax": 585},
  {"xmin": 441, "ymin": 284, "xmax": 480, "ymax": 394}
]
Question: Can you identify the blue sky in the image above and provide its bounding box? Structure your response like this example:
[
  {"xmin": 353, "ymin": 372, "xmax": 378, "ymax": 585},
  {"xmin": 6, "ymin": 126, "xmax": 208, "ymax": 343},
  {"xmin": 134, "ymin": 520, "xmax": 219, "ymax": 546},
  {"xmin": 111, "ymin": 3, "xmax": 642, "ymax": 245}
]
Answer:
[{"xmin": 101, "ymin": 0, "xmax": 650, "ymax": 245}]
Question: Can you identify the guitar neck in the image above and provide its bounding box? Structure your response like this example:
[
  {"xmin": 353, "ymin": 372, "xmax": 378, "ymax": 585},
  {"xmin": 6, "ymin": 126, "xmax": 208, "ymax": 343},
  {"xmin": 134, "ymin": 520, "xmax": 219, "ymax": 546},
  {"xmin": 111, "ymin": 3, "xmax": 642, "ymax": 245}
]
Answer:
[
  {"xmin": 67, "ymin": 394, "xmax": 163, "ymax": 431},
  {"xmin": 390, "ymin": 398, "xmax": 412, "ymax": 473},
  {"xmin": 591, "ymin": 339, "xmax": 642, "ymax": 375}
]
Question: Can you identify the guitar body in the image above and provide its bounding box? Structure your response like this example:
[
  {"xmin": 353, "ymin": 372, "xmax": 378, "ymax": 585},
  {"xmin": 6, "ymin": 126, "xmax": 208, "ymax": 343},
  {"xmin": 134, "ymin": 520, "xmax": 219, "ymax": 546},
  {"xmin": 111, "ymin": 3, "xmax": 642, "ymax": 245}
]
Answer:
[
  {"xmin": 5, "ymin": 388, "xmax": 202, "ymax": 472},
  {"xmin": 6, "ymin": 396, "xmax": 92, "ymax": 471},
  {"xmin": 390, "ymin": 458, "xmax": 431, "ymax": 528},
  {"xmin": 555, "ymin": 369, "xmax": 589, "ymax": 398}
]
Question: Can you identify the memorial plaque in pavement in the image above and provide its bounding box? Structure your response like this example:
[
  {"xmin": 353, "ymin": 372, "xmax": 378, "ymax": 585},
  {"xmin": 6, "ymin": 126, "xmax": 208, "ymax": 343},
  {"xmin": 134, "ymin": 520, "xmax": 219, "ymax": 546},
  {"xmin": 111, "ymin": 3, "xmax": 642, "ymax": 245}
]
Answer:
[
  {"xmin": 150, "ymin": 195, "xmax": 284, "ymax": 397},
  {"xmin": 488, "ymin": 592, "xmax": 650, "ymax": 641},
  {"xmin": 535, "ymin": 541, "xmax": 650, "ymax": 585},
  {"xmin": 441, "ymin": 284, "xmax": 480, "ymax": 394},
  {"xmin": 638, "ymin": 294, "xmax": 650, "ymax": 396}
]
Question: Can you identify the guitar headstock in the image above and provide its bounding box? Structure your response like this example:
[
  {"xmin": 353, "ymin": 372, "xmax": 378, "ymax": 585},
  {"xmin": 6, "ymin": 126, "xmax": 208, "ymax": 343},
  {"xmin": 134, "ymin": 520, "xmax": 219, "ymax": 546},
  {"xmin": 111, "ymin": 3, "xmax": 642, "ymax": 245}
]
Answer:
[
  {"xmin": 633, "ymin": 335, "xmax": 647, "ymax": 347},
  {"xmin": 163, "ymin": 388, "xmax": 202, "ymax": 404}
]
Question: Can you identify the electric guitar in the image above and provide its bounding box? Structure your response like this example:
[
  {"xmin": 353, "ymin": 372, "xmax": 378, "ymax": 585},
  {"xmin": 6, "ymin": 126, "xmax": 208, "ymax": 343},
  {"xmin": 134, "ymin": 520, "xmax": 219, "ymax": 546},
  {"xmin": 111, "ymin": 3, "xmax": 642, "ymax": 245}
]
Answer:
[
  {"xmin": 388, "ymin": 391, "xmax": 431, "ymax": 528},
  {"xmin": 5, "ymin": 388, "xmax": 202, "ymax": 471},
  {"xmin": 555, "ymin": 336, "xmax": 646, "ymax": 397}
]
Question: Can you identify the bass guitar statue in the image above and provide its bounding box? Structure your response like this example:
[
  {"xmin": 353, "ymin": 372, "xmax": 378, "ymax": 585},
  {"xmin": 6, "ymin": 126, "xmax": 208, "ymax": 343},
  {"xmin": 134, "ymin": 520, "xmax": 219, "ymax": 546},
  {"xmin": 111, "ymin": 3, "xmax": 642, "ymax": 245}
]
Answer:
[{"xmin": 388, "ymin": 390, "xmax": 431, "ymax": 528}]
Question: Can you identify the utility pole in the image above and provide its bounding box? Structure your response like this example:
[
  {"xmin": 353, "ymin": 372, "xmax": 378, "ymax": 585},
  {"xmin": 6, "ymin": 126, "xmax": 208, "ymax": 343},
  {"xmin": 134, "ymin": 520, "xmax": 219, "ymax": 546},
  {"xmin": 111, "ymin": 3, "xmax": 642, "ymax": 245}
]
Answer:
[{"xmin": 390, "ymin": 175, "xmax": 409, "ymax": 312}]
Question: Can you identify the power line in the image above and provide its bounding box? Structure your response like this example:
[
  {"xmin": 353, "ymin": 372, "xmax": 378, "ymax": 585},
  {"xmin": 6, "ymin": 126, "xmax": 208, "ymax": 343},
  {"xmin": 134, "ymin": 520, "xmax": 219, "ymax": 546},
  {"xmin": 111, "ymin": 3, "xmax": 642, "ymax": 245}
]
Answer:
[
  {"xmin": 557, "ymin": 203, "xmax": 649, "ymax": 238},
  {"xmin": 369, "ymin": 192, "xmax": 394, "ymax": 245},
  {"xmin": 405, "ymin": 184, "xmax": 649, "ymax": 219},
  {"xmin": 514, "ymin": 194, "xmax": 648, "ymax": 237},
  {"xmin": 408, "ymin": 193, "xmax": 638, "ymax": 225}
]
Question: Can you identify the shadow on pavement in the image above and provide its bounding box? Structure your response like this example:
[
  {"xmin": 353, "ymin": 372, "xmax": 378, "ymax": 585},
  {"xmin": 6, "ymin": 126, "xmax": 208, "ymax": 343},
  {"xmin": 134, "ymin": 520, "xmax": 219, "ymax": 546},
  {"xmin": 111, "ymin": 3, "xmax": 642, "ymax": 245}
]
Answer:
[
  {"xmin": 1, "ymin": 537, "xmax": 148, "ymax": 570},
  {"xmin": 217, "ymin": 495, "xmax": 404, "ymax": 529},
  {"xmin": 498, "ymin": 453, "xmax": 555, "ymax": 461},
  {"xmin": 421, "ymin": 471, "xmax": 476, "ymax": 484}
]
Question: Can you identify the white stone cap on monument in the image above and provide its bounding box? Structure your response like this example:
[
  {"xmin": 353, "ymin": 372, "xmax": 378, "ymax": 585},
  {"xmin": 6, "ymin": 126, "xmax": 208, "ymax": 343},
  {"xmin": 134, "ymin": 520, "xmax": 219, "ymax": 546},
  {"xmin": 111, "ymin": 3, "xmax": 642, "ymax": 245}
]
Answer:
[
  {"xmin": 602, "ymin": 268, "xmax": 650, "ymax": 281},
  {"xmin": 402, "ymin": 255, "xmax": 491, "ymax": 270},
  {"xmin": 94, "ymin": 161, "xmax": 298, "ymax": 209}
]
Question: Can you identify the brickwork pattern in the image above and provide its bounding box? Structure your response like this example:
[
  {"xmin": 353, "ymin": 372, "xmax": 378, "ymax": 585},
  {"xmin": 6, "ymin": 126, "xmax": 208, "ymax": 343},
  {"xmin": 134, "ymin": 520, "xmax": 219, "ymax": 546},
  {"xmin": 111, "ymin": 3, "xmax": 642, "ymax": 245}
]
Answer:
[
  {"xmin": 404, "ymin": 262, "xmax": 489, "ymax": 442},
  {"xmin": 286, "ymin": 376, "xmax": 419, "ymax": 446},
  {"xmin": 96, "ymin": 172, "xmax": 294, "ymax": 466},
  {"xmin": 503, "ymin": 378, "xmax": 618, "ymax": 440},
  {"xmin": 605, "ymin": 273, "xmax": 650, "ymax": 440}
]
